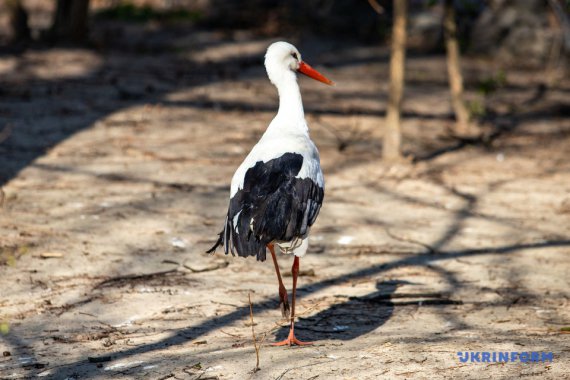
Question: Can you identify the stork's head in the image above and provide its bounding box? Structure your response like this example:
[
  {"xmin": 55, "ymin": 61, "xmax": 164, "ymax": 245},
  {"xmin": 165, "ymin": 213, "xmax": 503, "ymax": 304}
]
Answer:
[{"xmin": 264, "ymin": 41, "xmax": 334, "ymax": 87}]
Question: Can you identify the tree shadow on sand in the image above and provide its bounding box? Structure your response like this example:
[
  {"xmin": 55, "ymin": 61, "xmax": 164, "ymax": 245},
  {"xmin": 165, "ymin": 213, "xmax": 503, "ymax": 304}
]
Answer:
[
  {"xmin": 8, "ymin": 236, "xmax": 563, "ymax": 378},
  {"xmin": 279, "ymin": 279, "xmax": 464, "ymax": 342},
  {"xmin": 1, "ymin": 17, "xmax": 569, "ymax": 378},
  {"xmin": 276, "ymin": 280, "xmax": 405, "ymax": 342}
]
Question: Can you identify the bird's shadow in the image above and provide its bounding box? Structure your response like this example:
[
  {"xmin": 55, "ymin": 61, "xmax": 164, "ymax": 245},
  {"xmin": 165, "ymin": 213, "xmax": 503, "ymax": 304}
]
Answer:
[{"xmin": 275, "ymin": 280, "xmax": 406, "ymax": 342}]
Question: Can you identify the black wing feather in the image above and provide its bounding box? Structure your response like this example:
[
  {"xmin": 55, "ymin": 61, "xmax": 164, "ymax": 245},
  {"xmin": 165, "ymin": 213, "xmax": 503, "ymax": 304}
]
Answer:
[{"xmin": 207, "ymin": 152, "xmax": 324, "ymax": 261}]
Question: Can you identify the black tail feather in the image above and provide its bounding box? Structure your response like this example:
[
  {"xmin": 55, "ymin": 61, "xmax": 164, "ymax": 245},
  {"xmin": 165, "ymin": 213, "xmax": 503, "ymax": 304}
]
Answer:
[
  {"xmin": 206, "ymin": 231, "xmax": 224, "ymax": 254},
  {"xmin": 206, "ymin": 216, "xmax": 267, "ymax": 261}
]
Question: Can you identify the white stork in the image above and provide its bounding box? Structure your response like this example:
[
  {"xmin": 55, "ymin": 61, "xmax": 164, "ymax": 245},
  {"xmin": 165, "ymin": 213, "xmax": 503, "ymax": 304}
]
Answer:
[{"xmin": 208, "ymin": 41, "xmax": 333, "ymax": 346}]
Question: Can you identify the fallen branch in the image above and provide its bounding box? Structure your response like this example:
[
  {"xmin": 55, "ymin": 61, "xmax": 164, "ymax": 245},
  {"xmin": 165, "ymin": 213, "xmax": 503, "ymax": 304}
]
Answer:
[
  {"xmin": 385, "ymin": 227, "xmax": 436, "ymax": 254},
  {"xmin": 184, "ymin": 260, "xmax": 229, "ymax": 273},
  {"xmin": 275, "ymin": 358, "xmax": 335, "ymax": 380},
  {"xmin": 94, "ymin": 269, "xmax": 179, "ymax": 289},
  {"xmin": 220, "ymin": 329, "xmax": 242, "ymax": 338}
]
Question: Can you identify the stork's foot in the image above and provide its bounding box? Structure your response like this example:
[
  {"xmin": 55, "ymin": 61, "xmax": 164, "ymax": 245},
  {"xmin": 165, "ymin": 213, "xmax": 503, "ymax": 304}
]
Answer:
[{"xmin": 271, "ymin": 328, "xmax": 313, "ymax": 347}]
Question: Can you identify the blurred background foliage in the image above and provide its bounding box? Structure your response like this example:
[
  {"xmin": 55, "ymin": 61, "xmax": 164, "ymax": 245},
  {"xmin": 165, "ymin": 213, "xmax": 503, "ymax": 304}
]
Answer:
[{"xmin": 0, "ymin": 0, "xmax": 568, "ymax": 69}]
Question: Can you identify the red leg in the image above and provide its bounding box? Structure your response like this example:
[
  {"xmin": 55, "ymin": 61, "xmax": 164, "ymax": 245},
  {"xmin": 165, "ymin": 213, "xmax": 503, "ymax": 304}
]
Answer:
[
  {"xmin": 272, "ymin": 256, "xmax": 313, "ymax": 346},
  {"xmin": 268, "ymin": 244, "xmax": 290, "ymax": 319}
]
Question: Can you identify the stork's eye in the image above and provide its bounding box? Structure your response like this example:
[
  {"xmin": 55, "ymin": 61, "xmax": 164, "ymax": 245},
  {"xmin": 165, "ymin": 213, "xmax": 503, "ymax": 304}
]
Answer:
[{"xmin": 291, "ymin": 52, "xmax": 299, "ymax": 60}]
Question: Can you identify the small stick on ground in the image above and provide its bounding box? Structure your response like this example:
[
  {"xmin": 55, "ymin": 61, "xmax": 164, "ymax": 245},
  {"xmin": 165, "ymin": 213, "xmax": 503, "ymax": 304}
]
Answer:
[
  {"xmin": 249, "ymin": 292, "xmax": 260, "ymax": 373},
  {"xmin": 367, "ymin": 0, "xmax": 384, "ymax": 14}
]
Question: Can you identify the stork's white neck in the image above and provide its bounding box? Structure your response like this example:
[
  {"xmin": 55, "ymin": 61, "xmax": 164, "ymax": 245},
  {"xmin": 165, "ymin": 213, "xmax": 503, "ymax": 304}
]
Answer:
[
  {"xmin": 276, "ymin": 74, "xmax": 304, "ymax": 119},
  {"xmin": 266, "ymin": 71, "xmax": 307, "ymax": 135}
]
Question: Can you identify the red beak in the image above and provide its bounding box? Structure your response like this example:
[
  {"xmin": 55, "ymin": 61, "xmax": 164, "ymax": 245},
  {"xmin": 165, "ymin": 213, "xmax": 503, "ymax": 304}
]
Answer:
[{"xmin": 297, "ymin": 61, "xmax": 334, "ymax": 86}]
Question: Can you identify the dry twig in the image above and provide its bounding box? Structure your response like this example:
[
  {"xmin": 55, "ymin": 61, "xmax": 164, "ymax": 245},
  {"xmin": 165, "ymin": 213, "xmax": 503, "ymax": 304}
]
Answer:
[
  {"xmin": 384, "ymin": 227, "xmax": 436, "ymax": 254},
  {"xmin": 0, "ymin": 124, "xmax": 12, "ymax": 144},
  {"xmin": 367, "ymin": 0, "xmax": 384, "ymax": 14},
  {"xmin": 184, "ymin": 260, "xmax": 229, "ymax": 273},
  {"xmin": 249, "ymin": 292, "xmax": 260, "ymax": 373}
]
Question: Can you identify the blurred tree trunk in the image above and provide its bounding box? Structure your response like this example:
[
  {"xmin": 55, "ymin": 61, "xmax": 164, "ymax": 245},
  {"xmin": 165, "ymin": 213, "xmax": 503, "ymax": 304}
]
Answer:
[
  {"xmin": 443, "ymin": 0, "xmax": 475, "ymax": 136},
  {"xmin": 383, "ymin": 0, "xmax": 407, "ymax": 161},
  {"xmin": 6, "ymin": 0, "xmax": 30, "ymax": 42},
  {"xmin": 546, "ymin": 0, "xmax": 570, "ymax": 84},
  {"xmin": 50, "ymin": 0, "xmax": 90, "ymax": 43}
]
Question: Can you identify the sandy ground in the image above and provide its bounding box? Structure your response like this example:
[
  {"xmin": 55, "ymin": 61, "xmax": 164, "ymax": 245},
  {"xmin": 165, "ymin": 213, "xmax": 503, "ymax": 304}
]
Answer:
[{"xmin": 0, "ymin": 33, "xmax": 569, "ymax": 379}]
